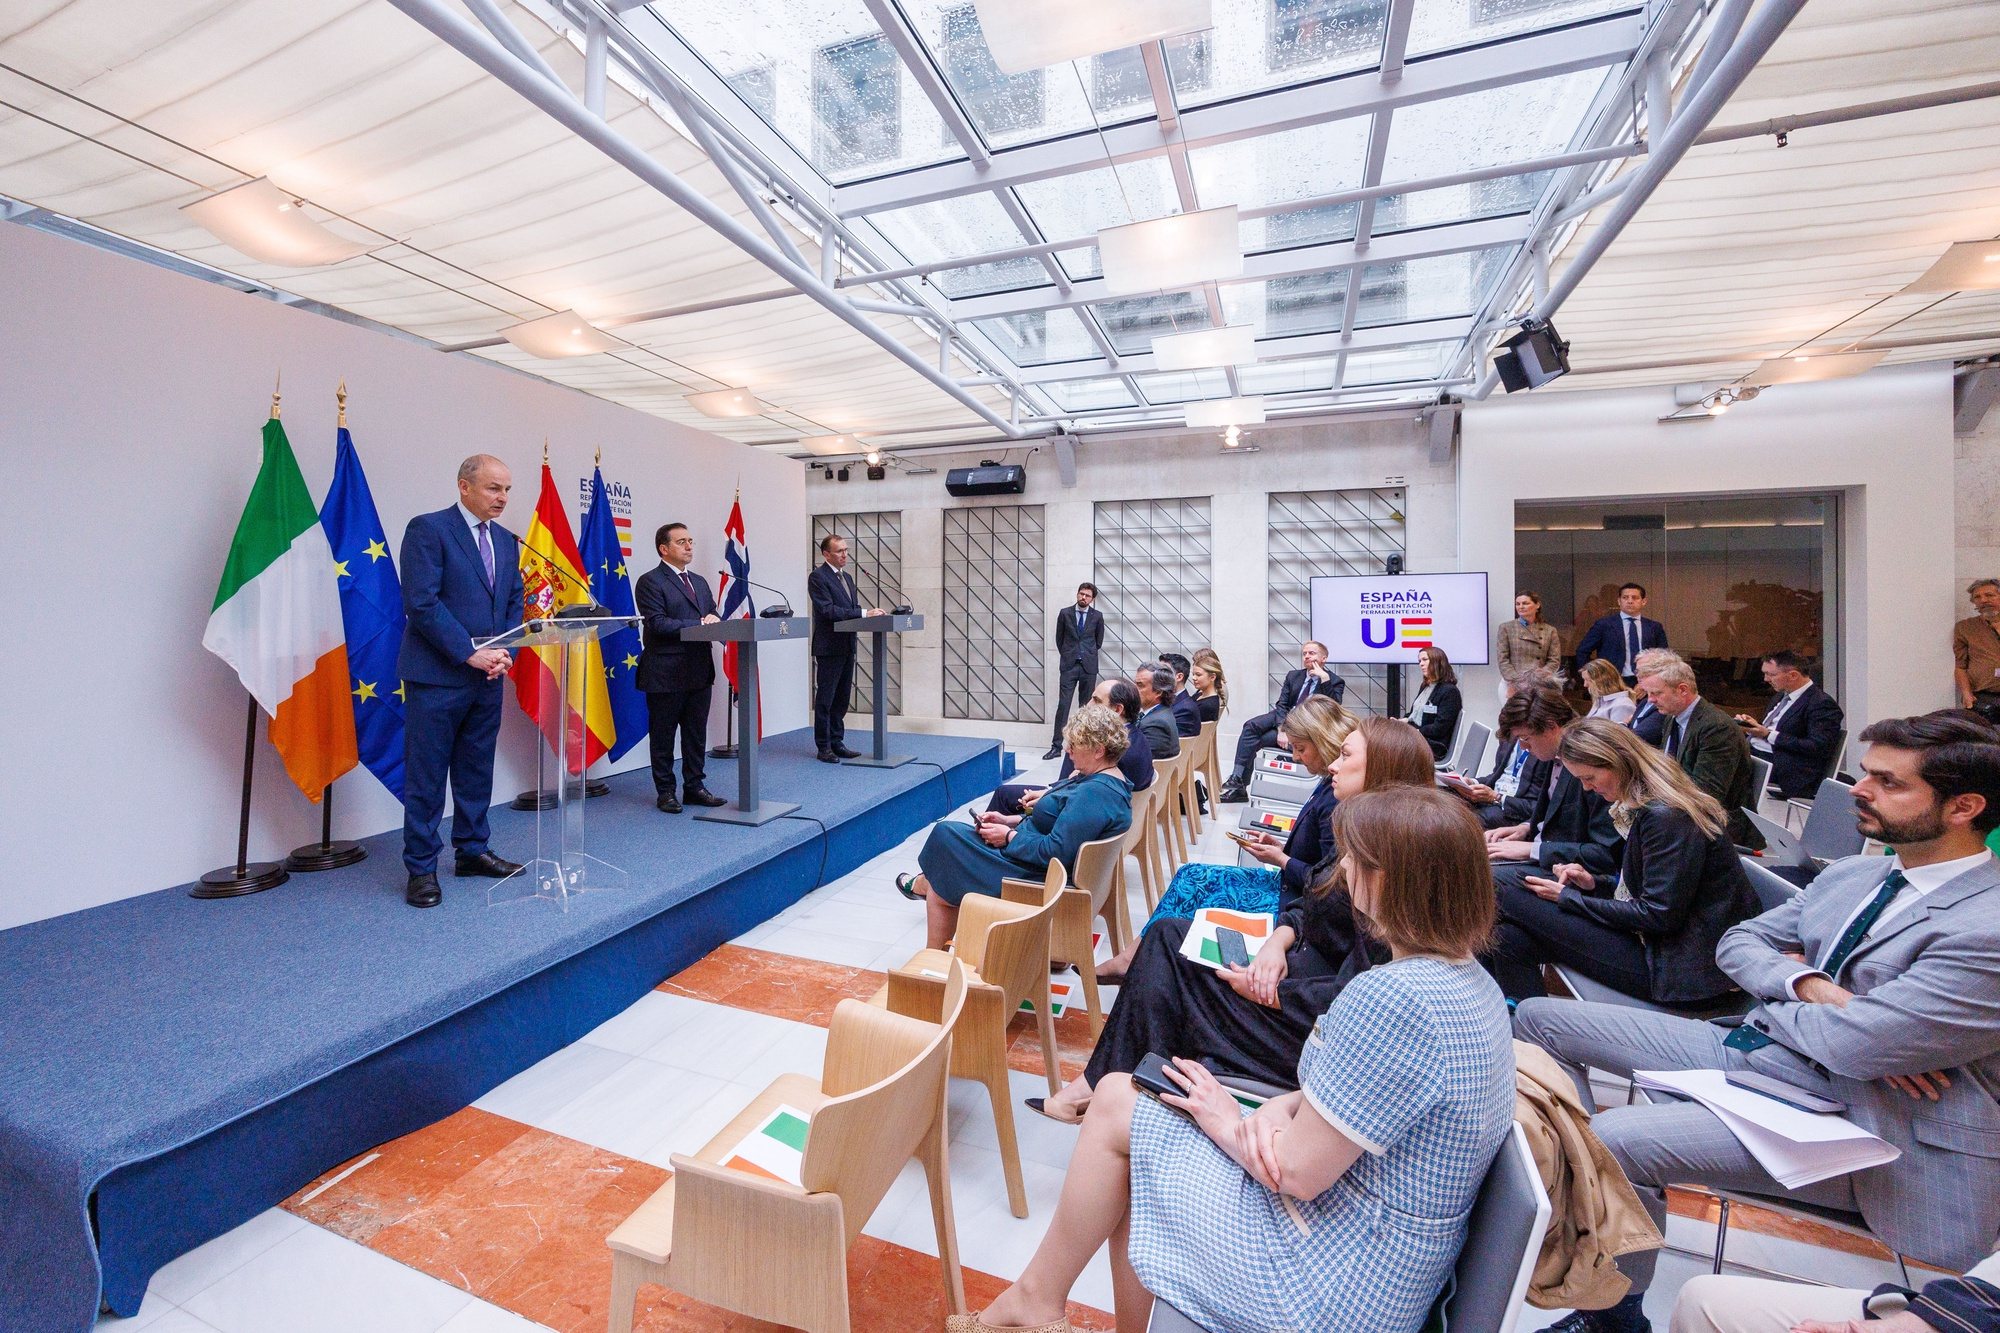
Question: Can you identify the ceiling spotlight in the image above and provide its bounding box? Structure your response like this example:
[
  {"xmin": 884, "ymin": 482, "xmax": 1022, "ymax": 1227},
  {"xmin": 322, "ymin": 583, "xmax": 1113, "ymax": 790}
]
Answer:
[
  {"xmin": 973, "ymin": 0, "xmax": 1211, "ymax": 74},
  {"xmin": 1222, "ymin": 425, "xmax": 1241, "ymax": 447},
  {"xmin": 864, "ymin": 448, "xmax": 882, "ymax": 465},
  {"xmin": 182, "ymin": 177, "xmax": 380, "ymax": 267},
  {"xmin": 500, "ymin": 309, "xmax": 625, "ymax": 359},
  {"xmin": 1097, "ymin": 206, "xmax": 1243, "ymax": 297}
]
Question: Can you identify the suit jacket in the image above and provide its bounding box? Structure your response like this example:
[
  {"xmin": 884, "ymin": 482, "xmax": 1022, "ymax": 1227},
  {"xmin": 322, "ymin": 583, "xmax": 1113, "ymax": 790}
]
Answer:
[
  {"xmin": 1171, "ymin": 690, "xmax": 1202, "ymax": 738},
  {"xmin": 1410, "ymin": 680, "xmax": 1463, "ymax": 760},
  {"xmin": 397, "ymin": 506, "xmax": 523, "ymax": 687},
  {"xmin": 1629, "ymin": 697, "xmax": 1667, "ymax": 748},
  {"xmin": 1526, "ymin": 767, "xmax": 1623, "ymax": 875},
  {"xmin": 1481, "ymin": 740, "xmax": 1556, "ymax": 826},
  {"xmin": 1564, "ymin": 801, "xmax": 1759, "ymax": 1002},
  {"xmin": 1274, "ymin": 666, "xmax": 1346, "ymax": 717},
  {"xmin": 1761, "ymin": 683, "xmax": 1845, "ymax": 799},
  {"xmin": 807, "ymin": 562, "xmax": 864, "ymax": 657},
  {"xmin": 1576, "ymin": 613, "xmax": 1668, "ymax": 675},
  {"xmin": 1717, "ymin": 853, "xmax": 2000, "ymax": 1269},
  {"xmin": 1137, "ymin": 704, "xmax": 1180, "ymax": 760},
  {"xmin": 1059, "ymin": 720, "xmax": 1154, "ymax": 792},
  {"xmin": 1054, "ymin": 603, "xmax": 1104, "ymax": 671},
  {"xmin": 635, "ymin": 563, "xmax": 718, "ymax": 693},
  {"xmin": 1667, "ymin": 697, "xmax": 1758, "ymax": 846}
]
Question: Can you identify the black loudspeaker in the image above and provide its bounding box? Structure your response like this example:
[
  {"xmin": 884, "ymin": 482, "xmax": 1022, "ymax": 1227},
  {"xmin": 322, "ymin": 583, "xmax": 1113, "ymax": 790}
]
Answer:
[
  {"xmin": 945, "ymin": 463, "xmax": 1027, "ymax": 496},
  {"xmin": 1493, "ymin": 320, "xmax": 1571, "ymax": 392}
]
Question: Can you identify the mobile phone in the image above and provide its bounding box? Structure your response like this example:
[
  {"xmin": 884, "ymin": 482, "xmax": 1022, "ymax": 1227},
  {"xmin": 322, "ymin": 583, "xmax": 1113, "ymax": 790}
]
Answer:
[
  {"xmin": 1133, "ymin": 1052, "xmax": 1183, "ymax": 1102},
  {"xmin": 1216, "ymin": 926, "xmax": 1250, "ymax": 969},
  {"xmin": 1725, "ymin": 1069, "xmax": 1846, "ymax": 1115},
  {"xmin": 1225, "ymin": 829, "xmax": 1256, "ymax": 847}
]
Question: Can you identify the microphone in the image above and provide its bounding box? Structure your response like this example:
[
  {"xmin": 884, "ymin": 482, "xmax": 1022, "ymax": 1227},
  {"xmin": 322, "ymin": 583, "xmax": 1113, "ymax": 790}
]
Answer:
[
  {"xmin": 724, "ymin": 574, "xmax": 796, "ymax": 618},
  {"xmin": 891, "ymin": 603, "xmax": 913, "ymax": 616},
  {"xmin": 492, "ymin": 523, "xmax": 635, "ymax": 628}
]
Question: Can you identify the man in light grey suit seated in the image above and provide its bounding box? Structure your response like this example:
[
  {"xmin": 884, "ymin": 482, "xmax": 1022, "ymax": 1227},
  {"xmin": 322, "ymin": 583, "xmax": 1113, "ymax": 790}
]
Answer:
[{"xmin": 1518, "ymin": 711, "xmax": 2000, "ymax": 1333}]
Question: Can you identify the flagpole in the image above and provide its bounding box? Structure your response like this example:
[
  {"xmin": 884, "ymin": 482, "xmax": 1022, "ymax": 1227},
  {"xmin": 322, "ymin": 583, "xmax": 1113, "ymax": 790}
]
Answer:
[{"xmin": 195, "ymin": 375, "xmax": 293, "ymax": 898}]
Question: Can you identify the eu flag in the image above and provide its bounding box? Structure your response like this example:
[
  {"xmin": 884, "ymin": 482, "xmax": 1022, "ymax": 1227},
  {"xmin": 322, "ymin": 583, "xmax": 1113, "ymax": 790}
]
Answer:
[
  {"xmin": 321, "ymin": 427, "xmax": 406, "ymax": 800},
  {"xmin": 581, "ymin": 466, "xmax": 647, "ymax": 761}
]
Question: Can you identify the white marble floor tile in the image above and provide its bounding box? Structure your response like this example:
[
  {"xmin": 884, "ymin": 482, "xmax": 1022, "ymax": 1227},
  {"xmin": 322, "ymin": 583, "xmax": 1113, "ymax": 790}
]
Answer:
[
  {"xmin": 789, "ymin": 896, "xmax": 923, "ymax": 946},
  {"xmin": 943, "ymin": 1069, "xmax": 1084, "ymax": 1173},
  {"xmin": 471, "ymin": 1040, "xmax": 629, "ymax": 1126},
  {"xmin": 138, "ymin": 1312, "xmax": 225, "ymax": 1333},
  {"xmin": 434, "ymin": 1297, "xmax": 556, "ymax": 1331},
  {"xmin": 576, "ymin": 990, "xmax": 712, "ymax": 1057},
  {"xmin": 756, "ymin": 922, "xmax": 893, "ymax": 968},
  {"xmin": 93, "ymin": 1287, "xmax": 179, "ymax": 1330},
  {"xmin": 180, "ymin": 1224, "xmax": 472, "ymax": 1333},
  {"xmin": 537, "ymin": 1056, "xmax": 733, "ymax": 1161},
  {"xmin": 145, "ymin": 1208, "xmax": 308, "ymax": 1307},
  {"xmin": 639, "ymin": 1002, "xmax": 800, "ymax": 1081},
  {"xmin": 630, "ymin": 1076, "xmax": 769, "ymax": 1168}
]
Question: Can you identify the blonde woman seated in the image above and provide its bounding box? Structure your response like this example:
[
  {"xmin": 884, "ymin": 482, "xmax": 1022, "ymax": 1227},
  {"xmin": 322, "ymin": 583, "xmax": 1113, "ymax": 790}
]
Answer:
[
  {"xmin": 1096, "ymin": 695, "xmax": 1355, "ymax": 984},
  {"xmin": 900, "ymin": 703, "xmax": 1133, "ymax": 951},
  {"xmin": 948, "ymin": 785, "xmax": 1516, "ymax": 1333},
  {"xmin": 1189, "ymin": 647, "xmax": 1227, "ymax": 726},
  {"xmin": 1581, "ymin": 657, "xmax": 1637, "ymax": 725}
]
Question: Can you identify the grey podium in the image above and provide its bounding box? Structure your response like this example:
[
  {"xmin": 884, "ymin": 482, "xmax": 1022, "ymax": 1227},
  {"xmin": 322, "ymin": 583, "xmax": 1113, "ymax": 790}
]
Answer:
[
  {"xmin": 682, "ymin": 616, "xmax": 808, "ymax": 826},
  {"xmin": 833, "ymin": 612, "xmax": 923, "ymax": 768}
]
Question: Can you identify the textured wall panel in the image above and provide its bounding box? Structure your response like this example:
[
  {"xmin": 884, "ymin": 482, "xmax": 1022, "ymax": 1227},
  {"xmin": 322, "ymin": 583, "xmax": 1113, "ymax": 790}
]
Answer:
[
  {"xmin": 1267, "ymin": 489, "xmax": 1407, "ymax": 716},
  {"xmin": 942, "ymin": 505, "xmax": 1047, "ymax": 723},
  {"xmin": 811, "ymin": 510, "xmax": 903, "ymax": 715},
  {"xmin": 1091, "ymin": 497, "xmax": 1215, "ymax": 677}
]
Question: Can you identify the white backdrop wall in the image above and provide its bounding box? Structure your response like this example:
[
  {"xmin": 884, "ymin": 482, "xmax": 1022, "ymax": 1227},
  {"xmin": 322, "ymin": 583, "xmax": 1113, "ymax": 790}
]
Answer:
[
  {"xmin": 1458, "ymin": 365, "xmax": 1959, "ymax": 737},
  {"xmin": 0, "ymin": 224, "xmax": 808, "ymax": 929}
]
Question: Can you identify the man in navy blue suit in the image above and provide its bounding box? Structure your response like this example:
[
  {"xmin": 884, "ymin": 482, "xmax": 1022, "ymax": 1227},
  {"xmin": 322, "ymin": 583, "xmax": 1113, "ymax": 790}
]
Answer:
[
  {"xmin": 1735, "ymin": 649, "xmax": 1845, "ymax": 800},
  {"xmin": 635, "ymin": 522, "xmax": 729, "ymax": 813},
  {"xmin": 807, "ymin": 534, "xmax": 883, "ymax": 763},
  {"xmin": 1575, "ymin": 582, "xmax": 1669, "ymax": 685},
  {"xmin": 397, "ymin": 454, "xmax": 525, "ymax": 908}
]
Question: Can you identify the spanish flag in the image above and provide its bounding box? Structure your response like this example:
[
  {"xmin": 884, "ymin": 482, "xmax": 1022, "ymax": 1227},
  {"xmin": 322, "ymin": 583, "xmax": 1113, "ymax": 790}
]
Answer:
[{"xmin": 510, "ymin": 461, "xmax": 613, "ymax": 774}]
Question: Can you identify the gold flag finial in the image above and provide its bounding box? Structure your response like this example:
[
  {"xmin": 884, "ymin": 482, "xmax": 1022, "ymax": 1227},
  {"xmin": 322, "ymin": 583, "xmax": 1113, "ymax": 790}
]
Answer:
[
  {"xmin": 542, "ymin": 437, "xmax": 550, "ymax": 464},
  {"xmin": 270, "ymin": 368, "xmax": 282, "ymax": 420},
  {"xmin": 336, "ymin": 378, "xmax": 348, "ymax": 428},
  {"xmin": 594, "ymin": 445, "xmax": 602, "ymax": 465}
]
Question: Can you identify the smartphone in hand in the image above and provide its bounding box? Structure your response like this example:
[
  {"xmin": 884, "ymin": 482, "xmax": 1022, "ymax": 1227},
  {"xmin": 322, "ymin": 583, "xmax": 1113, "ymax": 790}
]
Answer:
[
  {"xmin": 1216, "ymin": 926, "xmax": 1251, "ymax": 970},
  {"xmin": 1133, "ymin": 1051, "xmax": 1181, "ymax": 1102}
]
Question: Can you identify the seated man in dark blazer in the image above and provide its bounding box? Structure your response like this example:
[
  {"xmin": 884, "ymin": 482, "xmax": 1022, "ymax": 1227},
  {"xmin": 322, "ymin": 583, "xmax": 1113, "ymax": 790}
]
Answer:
[
  {"xmin": 397, "ymin": 453, "xmax": 525, "ymax": 909},
  {"xmin": 1576, "ymin": 581, "xmax": 1669, "ymax": 685},
  {"xmin": 1735, "ymin": 649, "xmax": 1845, "ymax": 800},
  {"xmin": 1220, "ymin": 639, "xmax": 1343, "ymax": 800},
  {"xmin": 634, "ymin": 522, "xmax": 728, "ymax": 813},
  {"xmin": 1638, "ymin": 652, "xmax": 1760, "ymax": 847},
  {"xmin": 1134, "ymin": 664, "xmax": 1181, "ymax": 761},
  {"xmin": 1159, "ymin": 651, "xmax": 1202, "ymax": 738},
  {"xmin": 1627, "ymin": 647, "xmax": 1676, "ymax": 747},
  {"xmin": 1482, "ymin": 687, "xmax": 1623, "ymax": 892}
]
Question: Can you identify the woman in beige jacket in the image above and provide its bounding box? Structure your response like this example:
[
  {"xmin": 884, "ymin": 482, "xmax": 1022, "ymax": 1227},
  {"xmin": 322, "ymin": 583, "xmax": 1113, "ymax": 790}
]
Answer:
[{"xmin": 1498, "ymin": 592, "xmax": 1564, "ymax": 693}]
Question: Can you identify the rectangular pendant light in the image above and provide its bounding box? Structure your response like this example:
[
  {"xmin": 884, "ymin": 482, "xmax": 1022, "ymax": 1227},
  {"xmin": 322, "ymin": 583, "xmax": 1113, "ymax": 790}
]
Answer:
[
  {"xmin": 1750, "ymin": 351, "xmax": 1886, "ymax": 384},
  {"xmin": 1097, "ymin": 206, "xmax": 1242, "ymax": 297},
  {"xmin": 499, "ymin": 309, "xmax": 625, "ymax": 359},
  {"xmin": 1184, "ymin": 396, "xmax": 1266, "ymax": 428},
  {"xmin": 686, "ymin": 387, "xmax": 764, "ymax": 418},
  {"xmin": 1902, "ymin": 240, "xmax": 2000, "ymax": 293},
  {"xmin": 975, "ymin": 0, "xmax": 1211, "ymax": 75},
  {"xmin": 1152, "ymin": 324, "xmax": 1258, "ymax": 371},
  {"xmin": 182, "ymin": 178, "xmax": 377, "ymax": 268},
  {"xmin": 798, "ymin": 434, "xmax": 860, "ymax": 456}
]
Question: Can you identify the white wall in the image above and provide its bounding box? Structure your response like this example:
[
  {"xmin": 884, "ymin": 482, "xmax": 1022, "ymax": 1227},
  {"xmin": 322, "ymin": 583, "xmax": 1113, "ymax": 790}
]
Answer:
[
  {"xmin": 1958, "ymin": 398, "xmax": 2000, "ymax": 593},
  {"xmin": 0, "ymin": 224, "xmax": 807, "ymax": 929},
  {"xmin": 1458, "ymin": 365, "xmax": 1959, "ymax": 734}
]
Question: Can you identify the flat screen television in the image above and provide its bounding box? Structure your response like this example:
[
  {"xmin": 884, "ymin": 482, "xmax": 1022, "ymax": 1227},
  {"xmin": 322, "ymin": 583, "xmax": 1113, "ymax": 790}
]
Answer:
[{"xmin": 1309, "ymin": 572, "xmax": 1493, "ymax": 665}]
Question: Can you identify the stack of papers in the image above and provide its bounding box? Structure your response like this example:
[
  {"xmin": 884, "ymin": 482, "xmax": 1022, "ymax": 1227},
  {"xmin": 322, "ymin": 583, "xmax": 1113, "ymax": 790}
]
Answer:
[
  {"xmin": 719, "ymin": 1105, "xmax": 811, "ymax": 1186},
  {"xmin": 1179, "ymin": 908, "xmax": 1276, "ymax": 972},
  {"xmin": 1635, "ymin": 1069, "xmax": 1900, "ymax": 1188}
]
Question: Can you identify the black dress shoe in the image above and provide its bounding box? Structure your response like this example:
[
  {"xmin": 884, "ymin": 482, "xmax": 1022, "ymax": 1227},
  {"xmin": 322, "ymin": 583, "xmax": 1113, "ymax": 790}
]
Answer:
[
  {"xmin": 684, "ymin": 788, "xmax": 729, "ymax": 808},
  {"xmin": 1219, "ymin": 782, "xmax": 1249, "ymax": 803},
  {"xmin": 832, "ymin": 744, "xmax": 862, "ymax": 759},
  {"xmin": 817, "ymin": 749, "xmax": 839, "ymax": 763},
  {"xmin": 656, "ymin": 792, "xmax": 682, "ymax": 813},
  {"xmin": 1042, "ymin": 745, "xmax": 1063, "ymax": 760},
  {"xmin": 406, "ymin": 873, "xmax": 441, "ymax": 908},
  {"xmin": 454, "ymin": 850, "xmax": 522, "ymax": 878}
]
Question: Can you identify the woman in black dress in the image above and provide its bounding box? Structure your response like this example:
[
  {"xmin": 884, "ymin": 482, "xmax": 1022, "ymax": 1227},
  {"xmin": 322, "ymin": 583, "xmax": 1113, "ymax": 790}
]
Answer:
[{"xmin": 1406, "ymin": 645, "xmax": 1464, "ymax": 761}]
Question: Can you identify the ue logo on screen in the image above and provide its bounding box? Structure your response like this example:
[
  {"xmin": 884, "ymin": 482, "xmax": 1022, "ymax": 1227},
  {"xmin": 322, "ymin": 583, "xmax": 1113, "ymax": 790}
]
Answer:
[{"xmin": 1360, "ymin": 616, "xmax": 1433, "ymax": 649}]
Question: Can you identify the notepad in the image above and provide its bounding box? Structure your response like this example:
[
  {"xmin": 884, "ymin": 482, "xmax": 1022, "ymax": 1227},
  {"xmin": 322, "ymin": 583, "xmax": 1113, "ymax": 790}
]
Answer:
[
  {"xmin": 719, "ymin": 1104, "xmax": 811, "ymax": 1186},
  {"xmin": 1179, "ymin": 907, "xmax": 1277, "ymax": 971},
  {"xmin": 1634, "ymin": 1069, "xmax": 1900, "ymax": 1188}
]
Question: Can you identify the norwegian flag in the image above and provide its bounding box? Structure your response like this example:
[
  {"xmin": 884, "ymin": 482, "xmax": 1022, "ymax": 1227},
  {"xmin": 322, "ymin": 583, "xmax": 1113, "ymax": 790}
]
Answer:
[{"xmin": 715, "ymin": 490, "xmax": 761, "ymax": 737}]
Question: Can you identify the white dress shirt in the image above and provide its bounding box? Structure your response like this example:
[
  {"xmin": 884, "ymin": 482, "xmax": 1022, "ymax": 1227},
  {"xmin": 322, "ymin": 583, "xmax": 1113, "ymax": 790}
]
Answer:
[
  {"xmin": 1786, "ymin": 849, "xmax": 1997, "ymax": 994},
  {"xmin": 1750, "ymin": 682, "xmax": 1811, "ymax": 754}
]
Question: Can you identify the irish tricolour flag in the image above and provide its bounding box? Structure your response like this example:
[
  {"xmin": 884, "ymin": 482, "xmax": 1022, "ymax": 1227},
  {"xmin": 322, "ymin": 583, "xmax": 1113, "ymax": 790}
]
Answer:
[{"xmin": 203, "ymin": 418, "xmax": 359, "ymax": 800}]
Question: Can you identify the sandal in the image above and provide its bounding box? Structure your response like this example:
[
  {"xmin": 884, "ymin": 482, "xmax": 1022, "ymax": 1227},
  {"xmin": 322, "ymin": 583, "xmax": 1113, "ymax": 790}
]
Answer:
[
  {"xmin": 945, "ymin": 1316, "xmax": 1072, "ymax": 1333},
  {"xmin": 895, "ymin": 872, "xmax": 922, "ymax": 901},
  {"xmin": 1024, "ymin": 1096, "xmax": 1085, "ymax": 1126}
]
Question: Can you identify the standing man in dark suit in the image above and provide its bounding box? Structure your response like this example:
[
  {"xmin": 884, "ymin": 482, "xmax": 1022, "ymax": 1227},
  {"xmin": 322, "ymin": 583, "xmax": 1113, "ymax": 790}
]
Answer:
[
  {"xmin": 808, "ymin": 533, "xmax": 882, "ymax": 764},
  {"xmin": 1576, "ymin": 582, "xmax": 1668, "ymax": 685},
  {"xmin": 635, "ymin": 522, "xmax": 729, "ymax": 813},
  {"xmin": 1047, "ymin": 581, "xmax": 1105, "ymax": 760},
  {"xmin": 397, "ymin": 453, "xmax": 525, "ymax": 909},
  {"xmin": 1736, "ymin": 649, "xmax": 1845, "ymax": 800},
  {"xmin": 1637, "ymin": 652, "xmax": 1759, "ymax": 846},
  {"xmin": 1220, "ymin": 640, "xmax": 1344, "ymax": 801}
]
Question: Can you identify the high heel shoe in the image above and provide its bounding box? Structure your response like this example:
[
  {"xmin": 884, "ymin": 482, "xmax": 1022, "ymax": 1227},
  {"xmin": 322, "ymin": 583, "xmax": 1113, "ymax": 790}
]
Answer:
[{"xmin": 944, "ymin": 1314, "xmax": 1073, "ymax": 1333}]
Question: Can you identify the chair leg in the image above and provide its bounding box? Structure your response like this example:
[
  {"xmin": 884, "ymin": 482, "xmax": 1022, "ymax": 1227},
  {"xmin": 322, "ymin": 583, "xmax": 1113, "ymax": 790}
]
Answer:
[
  {"xmin": 1077, "ymin": 950, "xmax": 1104, "ymax": 1036},
  {"xmin": 607, "ymin": 1253, "xmax": 643, "ymax": 1333},
  {"xmin": 1711, "ymin": 1197, "xmax": 1732, "ymax": 1275},
  {"xmin": 983, "ymin": 1061, "xmax": 1031, "ymax": 1219},
  {"xmin": 919, "ymin": 1114, "xmax": 967, "ymax": 1315},
  {"xmin": 1034, "ymin": 980, "xmax": 1062, "ymax": 1096}
]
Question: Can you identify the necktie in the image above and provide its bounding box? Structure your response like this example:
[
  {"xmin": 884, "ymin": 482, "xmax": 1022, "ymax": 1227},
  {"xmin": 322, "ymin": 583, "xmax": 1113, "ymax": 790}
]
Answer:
[
  {"xmin": 1763, "ymin": 694, "xmax": 1792, "ymax": 731},
  {"xmin": 1623, "ymin": 617, "xmax": 1639, "ymax": 675},
  {"xmin": 678, "ymin": 568, "xmax": 698, "ymax": 605},
  {"xmin": 477, "ymin": 521, "xmax": 494, "ymax": 586},
  {"xmin": 1666, "ymin": 718, "xmax": 1683, "ymax": 759},
  {"xmin": 1728, "ymin": 870, "xmax": 1908, "ymax": 1053}
]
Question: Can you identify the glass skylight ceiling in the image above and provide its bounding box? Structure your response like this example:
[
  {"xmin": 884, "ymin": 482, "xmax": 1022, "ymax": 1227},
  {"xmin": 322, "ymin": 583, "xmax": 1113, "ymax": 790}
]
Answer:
[{"xmin": 638, "ymin": 0, "xmax": 1649, "ymax": 420}]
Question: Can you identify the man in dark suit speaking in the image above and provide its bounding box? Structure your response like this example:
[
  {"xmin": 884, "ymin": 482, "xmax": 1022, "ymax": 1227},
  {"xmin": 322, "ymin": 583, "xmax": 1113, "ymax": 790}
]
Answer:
[
  {"xmin": 1575, "ymin": 581, "xmax": 1669, "ymax": 685},
  {"xmin": 1046, "ymin": 581, "xmax": 1105, "ymax": 760},
  {"xmin": 635, "ymin": 522, "xmax": 729, "ymax": 814},
  {"xmin": 807, "ymin": 534, "xmax": 883, "ymax": 764},
  {"xmin": 397, "ymin": 454, "xmax": 525, "ymax": 909}
]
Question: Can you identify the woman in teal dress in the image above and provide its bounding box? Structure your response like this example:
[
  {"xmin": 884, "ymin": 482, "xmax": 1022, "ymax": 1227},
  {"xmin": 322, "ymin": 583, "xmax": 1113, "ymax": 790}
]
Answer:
[{"xmin": 903, "ymin": 703, "xmax": 1134, "ymax": 950}]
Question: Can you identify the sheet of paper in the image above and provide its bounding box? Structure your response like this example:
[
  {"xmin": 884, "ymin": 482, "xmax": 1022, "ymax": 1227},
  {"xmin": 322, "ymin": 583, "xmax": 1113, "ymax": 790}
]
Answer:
[
  {"xmin": 1636, "ymin": 1069, "xmax": 1899, "ymax": 1188},
  {"xmin": 1179, "ymin": 907, "xmax": 1277, "ymax": 972},
  {"xmin": 720, "ymin": 1104, "xmax": 811, "ymax": 1187}
]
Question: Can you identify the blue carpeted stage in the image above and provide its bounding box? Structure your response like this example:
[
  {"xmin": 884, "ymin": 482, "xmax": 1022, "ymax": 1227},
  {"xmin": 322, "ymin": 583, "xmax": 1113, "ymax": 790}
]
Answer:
[{"xmin": 0, "ymin": 728, "xmax": 1004, "ymax": 1333}]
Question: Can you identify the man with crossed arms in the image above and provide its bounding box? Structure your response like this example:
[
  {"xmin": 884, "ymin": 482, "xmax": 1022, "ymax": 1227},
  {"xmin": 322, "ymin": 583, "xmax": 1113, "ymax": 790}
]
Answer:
[{"xmin": 1521, "ymin": 711, "xmax": 2000, "ymax": 1333}]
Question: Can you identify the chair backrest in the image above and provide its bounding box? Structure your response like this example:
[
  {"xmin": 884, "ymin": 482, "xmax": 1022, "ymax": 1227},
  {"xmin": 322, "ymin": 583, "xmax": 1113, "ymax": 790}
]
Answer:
[
  {"xmin": 1071, "ymin": 832, "xmax": 1124, "ymax": 916},
  {"xmin": 803, "ymin": 961, "xmax": 968, "ymax": 1239},
  {"xmin": 1432, "ymin": 1122, "xmax": 1552, "ymax": 1333},
  {"xmin": 1451, "ymin": 720, "xmax": 1491, "ymax": 777},
  {"xmin": 1746, "ymin": 754, "xmax": 1773, "ymax": 808},
  {"xmin": 1738, "ymin": 853, "xmax": 1802, "ymax": 913},
  {"xmin": 1799, "ymin": 779, "xmax": 1864, "ymax": 862},
  {"xmin": 960, "ymin": 860, "xmax": 1067, "ymax": 1011}
]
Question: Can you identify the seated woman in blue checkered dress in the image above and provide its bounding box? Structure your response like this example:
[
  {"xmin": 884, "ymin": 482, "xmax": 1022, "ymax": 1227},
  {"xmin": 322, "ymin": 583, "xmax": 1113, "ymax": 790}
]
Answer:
[{"xmin": 947, "ymin": 785, "xmax": 1517, "ymax": 1333}]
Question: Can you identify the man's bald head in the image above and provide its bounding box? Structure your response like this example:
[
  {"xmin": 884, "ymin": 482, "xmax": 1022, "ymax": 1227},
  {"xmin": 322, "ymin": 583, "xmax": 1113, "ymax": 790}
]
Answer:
[{"xmin": 457, "ymin": 454, "xmax": 512, "ymax": 521}]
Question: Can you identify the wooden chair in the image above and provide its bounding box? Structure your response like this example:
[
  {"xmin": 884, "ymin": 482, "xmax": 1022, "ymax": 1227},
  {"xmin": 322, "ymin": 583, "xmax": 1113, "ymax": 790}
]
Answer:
[
  {"xmin": 1044, "ymin": 833, "xmax": 1124, "ymax": 1036},
  {"xmin": 872, "ymin": 860, "xmax": 1068, "ymax": 1218},
  {"xmin": 1151, "ymin": 752, "xmax": 1190, "ymax": 871},
  {"xmin": 1176, "ymin": 728, "xmax": 1209, "ymax": 843},
  {"xmin": 606, "ymin": 961, "xmax": 971, "ymax": 1333},
  {"xmin": 1196, "ymin": 718, "xmax": 1222, "ymax": 827},
  {"xmin": 1107, "ymin": 810, "xmax": 1148, "ymax": 952}
]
